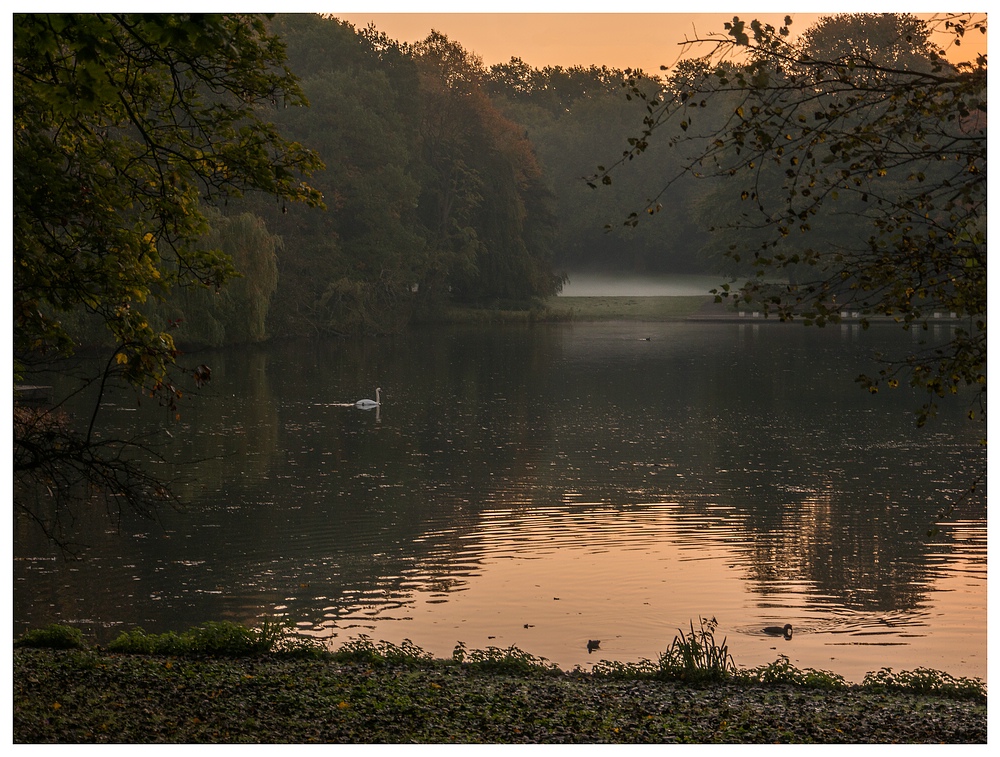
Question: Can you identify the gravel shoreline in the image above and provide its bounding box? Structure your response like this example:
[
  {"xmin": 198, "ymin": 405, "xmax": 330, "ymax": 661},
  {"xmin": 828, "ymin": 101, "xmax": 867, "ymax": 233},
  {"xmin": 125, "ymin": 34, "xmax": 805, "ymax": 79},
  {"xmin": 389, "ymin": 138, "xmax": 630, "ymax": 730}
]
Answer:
[{"xmin": 13, "ymin": 649, "xmax": 986, "ymax": 744}]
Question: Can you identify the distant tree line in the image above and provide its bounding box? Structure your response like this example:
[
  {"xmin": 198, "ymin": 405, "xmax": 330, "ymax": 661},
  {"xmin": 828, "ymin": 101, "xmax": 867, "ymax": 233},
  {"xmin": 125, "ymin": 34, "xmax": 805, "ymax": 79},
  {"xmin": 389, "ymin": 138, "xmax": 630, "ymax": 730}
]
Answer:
[
  {"xmin": 16, "ymin": 12, "xmax": 984, "ymax": 352},
  {"xmin": 224, "ymin": 15, "xmax": 568, "ymax": 341},
  {"xmin": 124, "ymin": 14, "xmax": 745, "ymax": 345},
  {"xmin": 37, "ymin": 13, "xmax": 983, "ymax": 350}
]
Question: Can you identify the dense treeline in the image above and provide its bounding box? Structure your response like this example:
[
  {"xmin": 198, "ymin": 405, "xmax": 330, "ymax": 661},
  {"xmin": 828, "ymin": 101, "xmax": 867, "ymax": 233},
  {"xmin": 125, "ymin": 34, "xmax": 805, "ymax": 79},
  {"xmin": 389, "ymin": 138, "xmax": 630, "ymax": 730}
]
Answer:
[
  {"xmin": 109, "ymin": 13, "xmax": 979, "ymax": 347},
  {"xmin": 234, "ymin": 15, "xmax": 568, "ymax": 340},
  {"xmin": 156, "ymin": 14, "xmax": 719, "ymax": 345},
  {"xmin": 484, "ymin": 58, "xmax": 712, "ymax": 275}
]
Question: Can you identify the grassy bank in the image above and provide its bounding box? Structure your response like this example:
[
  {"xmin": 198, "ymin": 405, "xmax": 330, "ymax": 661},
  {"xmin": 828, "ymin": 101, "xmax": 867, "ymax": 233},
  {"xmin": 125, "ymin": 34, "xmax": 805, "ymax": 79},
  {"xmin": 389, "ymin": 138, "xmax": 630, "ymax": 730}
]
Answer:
[
  {"xmin": 543, "ymin": 294, "xmax": 713, "ymax": 321},
  {"xmin": 13, "ymin": 625, "xmax": 986, "ymax": 744},
  {"xmin": 13, "ymin": 649, "xmax": 987, "ymax": 744},
  {"xmin": 415, "ymin": 295, "xmax": 715, "ymax": 324}
]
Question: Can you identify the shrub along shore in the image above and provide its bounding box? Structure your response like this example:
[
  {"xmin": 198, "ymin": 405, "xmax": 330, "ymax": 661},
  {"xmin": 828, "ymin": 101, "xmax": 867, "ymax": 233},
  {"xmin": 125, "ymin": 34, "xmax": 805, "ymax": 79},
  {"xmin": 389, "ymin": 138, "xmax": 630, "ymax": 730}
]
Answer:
[{"xmin": 13, "ymin": 624, "xmax": 986, "ymax": 744}]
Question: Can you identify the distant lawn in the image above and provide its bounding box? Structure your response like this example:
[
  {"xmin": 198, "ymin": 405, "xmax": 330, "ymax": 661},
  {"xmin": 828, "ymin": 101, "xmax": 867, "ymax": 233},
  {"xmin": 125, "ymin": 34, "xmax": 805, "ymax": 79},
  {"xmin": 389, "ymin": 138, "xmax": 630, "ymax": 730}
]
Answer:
[
  {"xmin": 544, "ymin": 295, "xmax": 713, "ymax": 321},
  {"xmin": 417, "ymin": 295, "xmax": 719, "ymax": 324}
]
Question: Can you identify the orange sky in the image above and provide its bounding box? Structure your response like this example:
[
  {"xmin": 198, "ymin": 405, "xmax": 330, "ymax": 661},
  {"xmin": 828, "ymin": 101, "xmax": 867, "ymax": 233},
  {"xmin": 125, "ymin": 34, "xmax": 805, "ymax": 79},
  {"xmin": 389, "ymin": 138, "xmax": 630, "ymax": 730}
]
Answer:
[
  {"xmin": 332, "ymin": 12, "xmax": 815, "ymax": 75},
  {"xmin": 329, "ymin": 8, "xmax": 987, "ymax": 76}
]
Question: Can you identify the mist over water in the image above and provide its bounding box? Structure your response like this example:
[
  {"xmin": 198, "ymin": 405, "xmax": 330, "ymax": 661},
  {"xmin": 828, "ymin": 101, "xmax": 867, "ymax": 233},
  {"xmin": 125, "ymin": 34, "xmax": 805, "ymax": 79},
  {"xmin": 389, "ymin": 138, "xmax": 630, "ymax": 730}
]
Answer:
[{"xmin": 559, "ymin": 273, "xmax": 728, "ymax": 297}]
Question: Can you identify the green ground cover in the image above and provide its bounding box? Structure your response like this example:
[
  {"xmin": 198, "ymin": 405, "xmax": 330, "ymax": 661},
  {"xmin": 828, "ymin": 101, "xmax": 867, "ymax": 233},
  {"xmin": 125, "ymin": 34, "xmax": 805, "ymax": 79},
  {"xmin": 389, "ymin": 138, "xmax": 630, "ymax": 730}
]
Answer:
[{"xmin": 13, "ymin": 624, "xmax": 986, "ymax": 744}]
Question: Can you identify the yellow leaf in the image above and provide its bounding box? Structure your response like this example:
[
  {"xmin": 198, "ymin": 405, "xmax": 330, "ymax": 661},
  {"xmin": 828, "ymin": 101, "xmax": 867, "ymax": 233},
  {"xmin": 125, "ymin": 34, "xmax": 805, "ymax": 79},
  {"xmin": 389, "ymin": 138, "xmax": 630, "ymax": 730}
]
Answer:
[
  {"xmin": 338, "ymin": 701, "xmax": 350, "ymax": 710},
  {"xmin": 52, "ymin": 702, "xmax": 62, "ymax": 711}
]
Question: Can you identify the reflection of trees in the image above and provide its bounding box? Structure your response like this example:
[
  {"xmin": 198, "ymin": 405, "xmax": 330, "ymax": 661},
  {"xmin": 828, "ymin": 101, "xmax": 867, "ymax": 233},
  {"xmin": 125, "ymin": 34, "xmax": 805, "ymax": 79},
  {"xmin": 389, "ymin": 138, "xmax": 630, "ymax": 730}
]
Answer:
[
  {"xmin": 737, "ymin": 485, "xmax": 936, "ymax": 613},
  {"xmin": 166, "ymin": 348, "xmax": 282, "ymax": 502},
  {"xmin": 13, "ymin": 324, "xmax": 985, "ymax": 642},
  {"xmin": 14, "ymin": 328, "xmax": 571, "ymax": 641},
  {"xmin": 532, "ymin": 322, "xmax": 985, "ymax": 614},
  {"xmin": 656, "ymin": 325, "xmax": 986, "ymax": 614}
]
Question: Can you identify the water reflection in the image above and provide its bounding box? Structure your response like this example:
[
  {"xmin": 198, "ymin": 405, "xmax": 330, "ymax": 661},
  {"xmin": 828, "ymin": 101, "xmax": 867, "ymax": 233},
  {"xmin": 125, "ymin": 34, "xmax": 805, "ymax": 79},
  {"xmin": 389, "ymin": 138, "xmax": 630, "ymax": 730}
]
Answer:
[{"xmin": 13, "ymin": 322, "xmax": 986, "ymax": 683}]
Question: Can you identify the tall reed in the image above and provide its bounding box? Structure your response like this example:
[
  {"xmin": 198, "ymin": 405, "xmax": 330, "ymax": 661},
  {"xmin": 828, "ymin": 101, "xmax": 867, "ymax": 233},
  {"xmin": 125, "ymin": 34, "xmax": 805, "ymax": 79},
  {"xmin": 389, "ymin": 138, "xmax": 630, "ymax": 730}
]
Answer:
[{"xmin": 657, "ymin": 616, "xmax": 736, "ymax": 682}]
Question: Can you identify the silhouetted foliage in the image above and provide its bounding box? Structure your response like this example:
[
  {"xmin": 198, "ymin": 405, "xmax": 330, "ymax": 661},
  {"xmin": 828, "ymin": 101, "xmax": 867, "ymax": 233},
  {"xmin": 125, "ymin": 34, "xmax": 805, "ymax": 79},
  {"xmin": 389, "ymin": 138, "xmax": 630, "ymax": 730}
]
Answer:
[
  {"xmin": 13, "ymin": 13, "xmax": 323, "ymax": 545},
  {"xmin": 598, "ymin": 13, "xmax": 986, "ymax": 427}
]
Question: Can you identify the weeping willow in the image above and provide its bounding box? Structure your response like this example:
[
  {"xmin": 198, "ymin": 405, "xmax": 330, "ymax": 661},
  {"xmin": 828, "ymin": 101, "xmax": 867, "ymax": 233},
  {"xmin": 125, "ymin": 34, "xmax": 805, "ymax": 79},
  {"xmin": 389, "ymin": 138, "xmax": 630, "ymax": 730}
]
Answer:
[
  {"xmin": 211, "ymin": 211, "xmax": 281, "ymax": 343},
  {"xmin": 167, "ymin": 210, "xmax": 281, "ymax": 346}
]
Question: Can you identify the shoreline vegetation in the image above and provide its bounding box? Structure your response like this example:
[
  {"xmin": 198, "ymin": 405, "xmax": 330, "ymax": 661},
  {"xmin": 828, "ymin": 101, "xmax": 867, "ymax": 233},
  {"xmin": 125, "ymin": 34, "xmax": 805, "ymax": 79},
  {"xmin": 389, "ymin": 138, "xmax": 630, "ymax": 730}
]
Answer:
[
  {"xmin": 13, "ymin": 624, "xmax": 986, "ymax": 744},
  {"xmin": 424, "ymin": 295, "xmax": 723, "ymax": 325},
  {"xmin": 423, "ymin": 295, "xmax": 974, "ymax": 326}
]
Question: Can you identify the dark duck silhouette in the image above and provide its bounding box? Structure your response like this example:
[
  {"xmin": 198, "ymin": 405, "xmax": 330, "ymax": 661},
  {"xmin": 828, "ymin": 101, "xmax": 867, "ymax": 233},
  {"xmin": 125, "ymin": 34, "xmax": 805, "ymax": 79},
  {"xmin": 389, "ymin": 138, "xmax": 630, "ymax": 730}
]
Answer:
[
  {"xmin": 587, "ymin": 640, "xmax": 601, "ymax": 653},
  {"xmin": 762, "ymin": 623, "xmax": 793, "ymax": 639}
]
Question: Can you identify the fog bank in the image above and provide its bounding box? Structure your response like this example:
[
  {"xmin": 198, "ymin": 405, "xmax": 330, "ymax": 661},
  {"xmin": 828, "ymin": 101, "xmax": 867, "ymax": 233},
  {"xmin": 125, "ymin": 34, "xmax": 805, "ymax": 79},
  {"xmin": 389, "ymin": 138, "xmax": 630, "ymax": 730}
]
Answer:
[{"xmin": 559, "ymin": 273, "xmax": 726, "ymax": 297}]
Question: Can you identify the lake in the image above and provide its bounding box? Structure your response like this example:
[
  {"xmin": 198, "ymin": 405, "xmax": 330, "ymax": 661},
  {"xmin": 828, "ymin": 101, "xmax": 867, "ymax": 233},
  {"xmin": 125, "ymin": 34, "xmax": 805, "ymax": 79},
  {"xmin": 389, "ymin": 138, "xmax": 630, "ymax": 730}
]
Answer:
[{"xmin": 13, "ymin": 320, "xmax": 986, "ymax": 684}]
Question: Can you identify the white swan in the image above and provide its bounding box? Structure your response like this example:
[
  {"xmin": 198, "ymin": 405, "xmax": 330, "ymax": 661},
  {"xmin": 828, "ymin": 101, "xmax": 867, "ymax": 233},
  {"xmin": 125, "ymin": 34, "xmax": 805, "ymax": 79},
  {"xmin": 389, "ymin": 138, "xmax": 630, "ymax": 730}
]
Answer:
[{"xmin": 355, "ymin": 388, "xmax": 381, "ymax": 410}]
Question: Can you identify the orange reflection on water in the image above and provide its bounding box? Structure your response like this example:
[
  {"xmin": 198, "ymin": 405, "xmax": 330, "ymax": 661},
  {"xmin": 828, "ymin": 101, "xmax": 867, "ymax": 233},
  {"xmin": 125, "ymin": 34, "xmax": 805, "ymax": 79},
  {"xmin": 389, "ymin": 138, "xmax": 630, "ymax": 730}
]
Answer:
[
  {"xmin": 336, "ymin": 501, "xmax": 986, "ymax": 685},
  {"xmin": 375, "ymin": 503, "xmax": 742, "ymax": 667}
]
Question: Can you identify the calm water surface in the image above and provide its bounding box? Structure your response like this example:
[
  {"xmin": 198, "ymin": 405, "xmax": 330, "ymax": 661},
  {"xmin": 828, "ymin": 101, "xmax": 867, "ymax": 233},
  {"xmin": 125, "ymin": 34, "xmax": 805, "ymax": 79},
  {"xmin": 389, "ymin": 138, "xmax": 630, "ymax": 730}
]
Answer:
[{"xmin": 14, "ymin": 321, "xmax": 986, "ymax": 683}]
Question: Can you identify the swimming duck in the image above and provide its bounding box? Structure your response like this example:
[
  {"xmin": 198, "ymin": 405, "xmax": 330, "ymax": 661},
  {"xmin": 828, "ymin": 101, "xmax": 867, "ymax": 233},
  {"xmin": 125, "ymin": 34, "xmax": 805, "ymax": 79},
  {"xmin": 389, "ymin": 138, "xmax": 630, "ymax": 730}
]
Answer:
[
  {"xmin": 762, "ymin": 624, "xmax": 793, "ymax": 639},
  {"xmin": 587, "ymin": 640, "xmax": 601, "ymax": 653}
]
